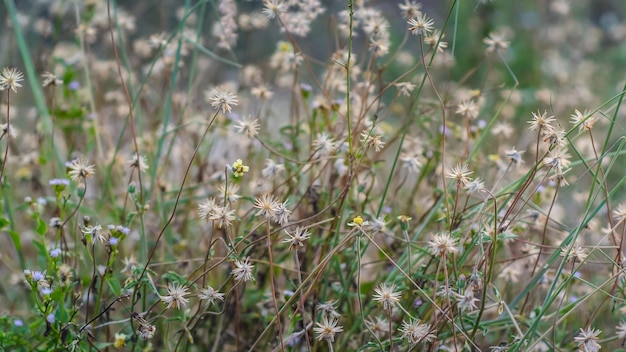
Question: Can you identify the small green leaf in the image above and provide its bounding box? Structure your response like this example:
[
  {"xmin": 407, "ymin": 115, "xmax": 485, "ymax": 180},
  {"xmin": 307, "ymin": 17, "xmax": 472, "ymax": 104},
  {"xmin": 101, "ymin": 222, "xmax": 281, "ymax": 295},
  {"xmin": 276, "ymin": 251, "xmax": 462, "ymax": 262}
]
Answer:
[
  {"xmin": 0, "ymin": 217, "xmax": 9, "ymax": 229},
  {"xmin": 162, "ymin": 271, "xmax": 193, "ymax": 287},
  {"xmin": 51, "ymin": 287, "xmax": 64, "ymax": 301},
  {"xmin": 125, "ymin": 212, "xmax": 136, "ymax": 227},
  {"xmin": 32, "ymin": 240, "xmax": 47, "ymax": 257},
  {"xmin": 8, "ymin": 230, "xmax": 20, "ymax": 251},
  {"xmin": 358, "ymin": 342, "xmax": 384, "ymax": 352},
  {"xmin": 106, "ymin": 277, "xmax": 122, "ymax": 296},
  {"xmin": 32, "ymin": 239, "xmax": 48, "ymax": 268},
  {"xmin": 8, "ymin": 230, "xmax": 23, "ymax": 267},
  {"xmin": 36, "ymin": 217, "xmax": 47, "ymax": 235}
]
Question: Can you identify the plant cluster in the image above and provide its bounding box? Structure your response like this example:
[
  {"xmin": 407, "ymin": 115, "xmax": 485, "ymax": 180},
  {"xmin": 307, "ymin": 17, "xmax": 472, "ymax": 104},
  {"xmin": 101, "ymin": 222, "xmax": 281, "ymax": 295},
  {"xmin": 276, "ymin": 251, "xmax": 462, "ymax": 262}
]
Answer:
[{"xmin": 1, "ymin": 0, "xmax": 626, "ymax": 351}]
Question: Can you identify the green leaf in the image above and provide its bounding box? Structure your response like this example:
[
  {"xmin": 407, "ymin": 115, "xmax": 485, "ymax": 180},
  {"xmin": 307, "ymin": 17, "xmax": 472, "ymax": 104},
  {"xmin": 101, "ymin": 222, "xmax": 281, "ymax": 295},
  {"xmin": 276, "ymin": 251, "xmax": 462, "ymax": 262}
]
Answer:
[
  {"xmin": 106, "ymin": 277, "xmax": 122, "ymax": 296},
  {"xmin": 51, "ymin": 287, "xmax": 64, "ymax": 301},
  {"xmin": 162, "ymin": 271, "xmax": 193, "ymax": 287},
  {"xmin": 123, "ymin": 279, "xmax": 138, "ymax": 291},
  {"xmin": 36, "ymin": 217, "xmax": 47, "ymax": 235},
  {"xmin": 32, "ymin": 239, "xmax": 48, "ymax": 268},
  {"xmin": 125, "ymin": 212, "xmax": 136, "ymax": 227},
  {"xmin": 358, "ymin": 342, "xmax": 384, "ymax": 352},
  {"xmin": 359, "ymin": 281, "xmax": 374, "ymax": 295},
  {"xmin": 8, "ymin": 230, "xmax": 20, "ymax": 252},
  {"xmin": 0, "ymin": 217, "xmax": 9, "ymax": 229}
]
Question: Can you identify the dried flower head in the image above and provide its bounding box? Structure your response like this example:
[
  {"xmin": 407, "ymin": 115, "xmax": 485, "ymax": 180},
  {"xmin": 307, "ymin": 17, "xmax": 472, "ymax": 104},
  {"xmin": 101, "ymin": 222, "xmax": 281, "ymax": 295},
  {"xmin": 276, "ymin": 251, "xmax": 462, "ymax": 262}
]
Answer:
[
  {"xmin": 318, "ymin": 300, "xmax": 340, "ymax": 319},
  {"xmin": 456, "ymin": 288, "xmax": 479, "ymax": 312},
  {"xmin": 399, "ymin": 319, "xmax": 436, "ymax": 345},
  {"xmin": 1, "ymin": 123, "xmax": 17, "ymax": 138},
  {"xmin": 314, "ymin": 316, "xmax": 343, "ymax": 343},
  {"xmin": 424, "ymin": 29, "xmax": 448, "ymax": 52},
  {"xmin": 446, "ymin": 163, "xmax": 473, "ymax": 186},
  {"xmin": 616, "ymin": 321, "xmax": 626, "ymax": 340},
  {"xmin": 207, "ymin": 89, "xmax": 238, "ymax": 113},
  {"xmin": 365, "ymin": 316, "xmax": 389, "ymax": 339},
  {"xmin": 395, "ymin": 81, "xmax": 416, "ymax": 97},
  {"xmin": 574, "ymin": 327, "xmax": 601, "ymax": 352},
  {"xmin": 129, "ymin": 153, "xmax": 149, "ymax": 172},
  {"xmin": 312, "ymin": 132, "xmax": 337, "ymax": 158},
  {"xmin": 233, "ymin": 116, "xmax": 260, "ymax": 139},
  {"xmin": 82, "ymin": 224, "xmax": 105, "ymax": 244},
  {"xmin": 399, "ymin": 0, "xmax": 422, "ymax": 19},
  {"xmin": 251, "ymin": 85, "xmax": 274, "ymax": 100},
  {"xmin": 198, "ymin": 197, "xmax": 219, "ymax": 221},
  {"xmin": 253, "ymin": 194, "xmax": 279, "ymax": 219},
  {"xmin": 283, "ymin": 226, "xmax": 311, "ymax": 250},
  {"xmin": 198, "ymin": 286, "xmax": 225, "ymax": 306},
  {"xmin": 407, "ymin": 13, "xmax": 434, "ymax": 36},
  {"xmin": 360, "ymin": 130, "xmax": 385, "ymax": 152},
  {"xmin": 262, "ymin": 159, "xmax": 285, "ymax": 178},
  {"xmin": 527, "ymin": 110, "xmax": 555, "ymax": 133},
  {"xmin": 232, "ymin": 257, "xmax": 255, "ymax": 283},
  {"xmin": 484, "ymin": 32, "xmax": 509, "ymax": 54},
  {"xmin": 160, "ymin": 283, "xmax": 190, "ymax": 310},
  {"xmin": 0, "ymin": 67, "xmax": 24, "ymax": 92},
  {"xmin": 570, "ymin": 109, "xmax": 595, "ymax": 132},
  {"xmin": 137, "ymin": 322, "xmax": 156, "ymax": 340},
  {"xmin": 373, "ymin": 283, "xmax": 402, "ymax": 311},
  {"xmin": 67, "ymin": 157, "xmax": 96, "ymax": 182},
  {"xmin": 456, "ymin": 100, "xmax": 479, "ymax": 119},
  {"xmin": 218, "ymin": 183, "xmax": 241, "ymax": 203},
  {"xmin": 57, "ymin": 263, "xmax": 74, "ymax": 286},
  {"xmin": 428, "ymin": 232, "xmax": 459, "ymax": 257},
  {"xmin": 41, "ymin": 72, "xmax": 62, "ymax": 87},
  {"xmin": 543, "ymin": 126, "xmax": 566, "ymax": 148},
  {"xmin": 613, "ymin": 203, "xmax": 626, "ymax": 224},
  {"xmin": 274, "ymin": 201, "xmax": 292, "ymax": 225},
  {"xmin": 262, "ymin": 0, "xmax": 285, "ymax": 19},
  {"xmin": 504, "ymin": 147, "xmax": 525, "ymax": 166},
  {"xmin": 560, "ymin": 244, "xmax": 588, "ymax": 263},
  {"xmin": 400, "ymin": 153, "xmax": 422, "ymax": 174},
  {"xmin": 369, "ymin": 217, "xmax": 390, "ymax": 234},
  {"xmin": 121, "ymin": 255, "xmax": 138, "ymax": 275},
  {"xmin": 544, "ymin": 148, "xmax": 571, "ymax": 172},
  {"xmin": 464, "ymin": 178, "xmax": 486, "ymax": 194},
  {"xmin": 209, "ymin": 205, "xmax": 236, "ymax": 228}
]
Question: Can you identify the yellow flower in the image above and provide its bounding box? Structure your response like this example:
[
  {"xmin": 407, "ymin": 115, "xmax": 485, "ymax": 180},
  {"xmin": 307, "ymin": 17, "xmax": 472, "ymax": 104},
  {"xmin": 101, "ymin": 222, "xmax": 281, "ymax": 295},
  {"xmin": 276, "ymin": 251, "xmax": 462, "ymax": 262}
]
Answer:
[
  {"xmin": 397, "ymin": 215, "xmax": 412, "ymax": 223},
  {"xmin": 348, "ymin": 215, "xmax": 368, "ymax": 227},
  {"xmin": 278, "ymin": 41, "xmax": 293, "ymax": 52},
  {"xmin": 113, "ymin": 333, "xmax": 126, "ymax": 348},
  {"xmin": 397, "ymin": 215, "xmax": 412, "ymax": 230},
  {"xmin": 231, "ymin": 159, "xmax": 249, "ymax": 178}
]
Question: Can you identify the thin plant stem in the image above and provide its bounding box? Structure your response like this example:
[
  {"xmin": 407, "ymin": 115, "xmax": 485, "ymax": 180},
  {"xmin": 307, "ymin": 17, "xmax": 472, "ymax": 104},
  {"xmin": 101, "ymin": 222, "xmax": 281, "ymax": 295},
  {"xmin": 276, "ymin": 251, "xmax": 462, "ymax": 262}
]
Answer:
[
  {"xmin": 135, "ymin": 111, "xmax": 219, "ymax": 300},
  {"xmin": 418, "ymin": 35, "xmax": 450, "ymax": 230},
  {"xmin": 75, "ymin": 1, "xmax": 103, "ymax": 158},
  {"xmin": 266, "ymin": 218, "xmax": 286, "ymax": 351},
  {"xmin": 0, "ymin": 90, "xmax": 10, "ymax": 184},
  {"xmin": 345, "ymin": 0, "xmax": 354, "ymax": 155}
]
